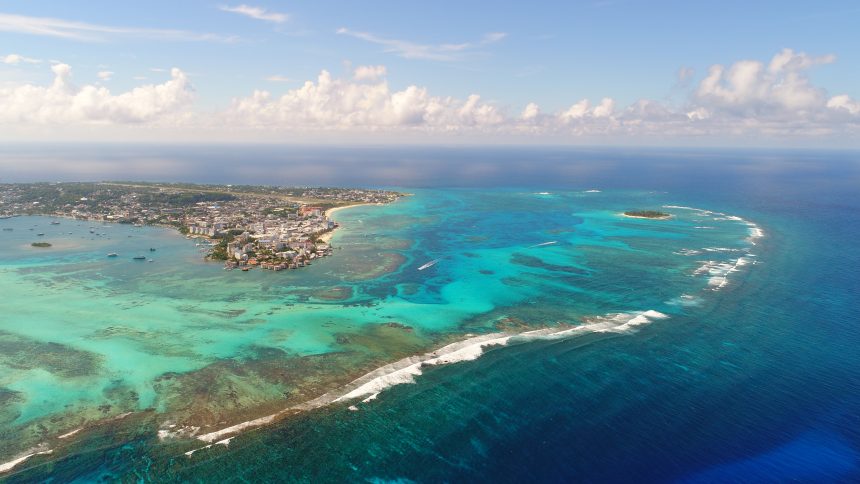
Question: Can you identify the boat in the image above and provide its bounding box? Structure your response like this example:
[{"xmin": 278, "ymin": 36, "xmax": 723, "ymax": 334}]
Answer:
[
  {"xmin": 147, "ymin": 259, "xmax": 154, "ymax": 262},
  {"xmin": 149, "ymin": 248, "xmax": 156, "ymax": 252},
  {"xmin": 36, "ymin": 233, "xmax": 45, "ymax": 236},
  {"xmin": 107, "ymin": 253, "xmax": 118, "ymax": 257},
  {"xmin": 2, "ymin": 228, "xmax": 12, "ymax": 231},
  {"xmin": 527, "ymin": 241, "xmax": 558, "ymax": 249},
  {"xmin": 132, "ymin": 256, "xmax": 146, "ymax": 260},
  {"xmin": 50, "ymin": 221, "xmax": 60, "ymax": 225},
  {"xmin": 418, "ymin": 258, "xmax": 441, "ymax": 271}
]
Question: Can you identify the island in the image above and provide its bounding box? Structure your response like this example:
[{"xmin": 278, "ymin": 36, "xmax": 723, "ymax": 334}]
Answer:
[
  {"xmin": 1, "ymin": 182, "xmax": 404, "ymax": 271},
  {"xmin": 622, "ymin": 210, "xmax": 672, "ymax": 219},
  {"xmin": 30, "ymin": 242, "xmax": 52, "ymax": 248}
]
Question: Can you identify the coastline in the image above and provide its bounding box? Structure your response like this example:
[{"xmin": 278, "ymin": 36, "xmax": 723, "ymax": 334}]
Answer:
[
  {"xmin": 0, "ymin": 201, "xmax": 765, "ymax": 476},
  {"xmin": 319, "ymin": 202, "xmax": 378, "ymax": 244}
]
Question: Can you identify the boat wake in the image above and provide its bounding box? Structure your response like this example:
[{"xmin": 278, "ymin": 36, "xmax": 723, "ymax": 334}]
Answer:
[
  {"xmin": 417, "ymin": 258, "xmax": 441, "ymax": 271},
  {"xmin": 527, "ymin": 241, "xmax": 558, "ymax": 249}
]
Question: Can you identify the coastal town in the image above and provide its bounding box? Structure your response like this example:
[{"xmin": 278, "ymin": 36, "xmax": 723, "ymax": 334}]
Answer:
[{"xmin": 0, "ymin": 182, "xmax": 403, "ymax": 271}]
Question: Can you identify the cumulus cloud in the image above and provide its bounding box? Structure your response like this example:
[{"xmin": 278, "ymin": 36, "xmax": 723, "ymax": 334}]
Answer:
[
  {"xmin": 226, "ymin": 70, "xmax": 504, "ymax": 129},
  {"xmin": 219, "ymin": 4, "xmax": 288, "ymax": 23},
  {"xmin": 694, "ymin": 48, "xmax": 836, "ymax": 116},
  {"xmin": 353, "ymin": 65, "xmax": 387, "ymax": 81},
  {"xmin": 827, "ymin": 95, "xmax": 860, "ymax": 115},
  {"xmin": 0, "ymin": 64, "xmax": 194, "ymax": 124},
  {"xmin": 336, "ymin": 28, "xmax": 506, "ymax": 61},
  {"xmin": 520, "ymin": 102, "xmax": 540, "ymax": 121},
  {"xmin": 0, "ymin": 49, "xmax": 857, "ymax": 142},
  {"xmin": 97, "ymin": 70, "xmax": 114, "ymax": 81}
]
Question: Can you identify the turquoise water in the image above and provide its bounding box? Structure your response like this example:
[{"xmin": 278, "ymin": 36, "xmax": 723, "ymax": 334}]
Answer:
[
  {"xmin": 4, "ymin": 145, "xmax": 860, "ymax": 482},
  {"xmin": 0, "ymin": 188, "xmax": 761, "ymax": 476}
]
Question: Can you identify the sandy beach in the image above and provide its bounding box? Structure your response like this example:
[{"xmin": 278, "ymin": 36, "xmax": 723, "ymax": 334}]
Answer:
[{"xmin": 319, "ymin": 203, "xmax": 377, "ymax": 243}]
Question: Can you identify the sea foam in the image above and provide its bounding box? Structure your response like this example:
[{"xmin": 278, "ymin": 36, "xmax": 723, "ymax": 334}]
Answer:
[
  {"xmin": 0, "ymin": 445, "xmax": 53, "ymax": 474},
  {"xmin": 192, "ymin": 310, "xmax": 670, "ymax": 445}
]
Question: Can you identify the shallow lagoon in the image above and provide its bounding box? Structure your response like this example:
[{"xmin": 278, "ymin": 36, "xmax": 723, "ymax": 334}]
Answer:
[{"xmin": 0, "ymin": 188, "xmax": 760, "ymax": 474}]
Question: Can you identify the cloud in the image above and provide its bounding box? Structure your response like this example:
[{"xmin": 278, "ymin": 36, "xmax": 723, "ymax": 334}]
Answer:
[
  {"xmin": 3, "ymin": 53, "xmax": 41, "ymax": 65},
  {"xmin": 219, "ymin": 4, "xmax": 288, "ymax": 23},
  {"xmin": 227, "ymin": 70, "xmax": 504, "ymax": 129},
  {"xmin": 353, "ymin": 65, "xmax": 386, "ymax": 81},
  {"xmin": 0, "ymin": 64, "xmax": 194, "ymax": 124},
  {"xmin": 521, "ymin": 102, "xmax": 540, "ymax": 121},
  {"xmin": 0, "ymin": 49, "xmax": 857, "ymax": 143},
  {"xmin": 264, "ymin": 75, "xmax": 292, "ymax": 82},
  {"xmin": 0, "ymin": 12, "xmax": 235, "ymax": 42},
  {"xmin": 336, "ymin": 28, "xmax": 506, "ymax": 61},
  {"xmin": 677, "ymin": 66, "xmax": 694, "ymax": 84},
  {"xmin": 827, "ymin": 95, "xmax": 860, "ymax": 115},
  {"xmin": 97, "ymin": 70, "xmax": 114, "ymax": 81},
  {"xmin": 694, "ymin": 48, "xmax": 836, "ymax": 116}
]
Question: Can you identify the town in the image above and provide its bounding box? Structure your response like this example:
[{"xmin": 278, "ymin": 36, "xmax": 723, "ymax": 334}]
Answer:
[{"xmin": 0, "ymin": 182, "xmax": 403, "ymax": 271}]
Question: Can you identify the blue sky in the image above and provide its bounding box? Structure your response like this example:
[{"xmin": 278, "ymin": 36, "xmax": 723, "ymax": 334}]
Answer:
[{"xmin": 1, "ymin": 1, "xmax": 859, "ymax": 145}]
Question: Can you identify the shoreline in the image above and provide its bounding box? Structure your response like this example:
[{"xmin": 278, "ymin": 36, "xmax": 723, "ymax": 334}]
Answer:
[
  {"xmin": 0, "ymin": 201, "xmax": 764, "ymax": 474},
  {"xmin": 319, "ymin": 202, "xmax": 379, "ymax": 244}
]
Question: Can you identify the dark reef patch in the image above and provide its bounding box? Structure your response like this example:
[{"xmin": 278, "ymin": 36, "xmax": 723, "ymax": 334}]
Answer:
[
  {"xmin": 0, "ymin": 331, "xmax": 102, "ymax": 378},
  {"xmin": 511, "ymin": 253, "xmax": 587, "ymax": 275}
]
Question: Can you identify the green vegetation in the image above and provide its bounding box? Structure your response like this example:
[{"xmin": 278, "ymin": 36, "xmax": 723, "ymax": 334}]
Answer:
[
  {"xmin": 31, "ymin": 242, "xmax": 52, "ymax": 248},
  {"xmin": 209, "ymin": 234, "xmax": 233, "ymax": 260},
  {"xmin": 623, "ymin": 210, "xmax": 671, "ymax": 219}
]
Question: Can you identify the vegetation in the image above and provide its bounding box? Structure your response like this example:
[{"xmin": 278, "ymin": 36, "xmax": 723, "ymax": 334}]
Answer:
[
  {"xmin": 623, "ymin": 210, "xmax": 671, "ymax": 219},
  {"xmin": 31, "ymin": 242, "xmax": 52, "ymax": 247}
]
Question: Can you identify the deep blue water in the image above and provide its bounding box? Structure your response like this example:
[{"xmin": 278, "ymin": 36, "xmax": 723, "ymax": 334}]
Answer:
[{"xmin": 3, "ymin": 146, "xmax": 860, "ymax": 482}]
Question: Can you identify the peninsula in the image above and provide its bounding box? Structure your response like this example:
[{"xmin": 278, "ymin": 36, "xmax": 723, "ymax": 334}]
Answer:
[{"xmin": 0, "ymin": 182, "xmax": 403, "ymax": 270}]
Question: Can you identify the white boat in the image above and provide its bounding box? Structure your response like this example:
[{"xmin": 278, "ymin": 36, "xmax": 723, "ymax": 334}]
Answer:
[{"xmin": 418, "ymin": 258, "xmax": 441, "ymax": 271}]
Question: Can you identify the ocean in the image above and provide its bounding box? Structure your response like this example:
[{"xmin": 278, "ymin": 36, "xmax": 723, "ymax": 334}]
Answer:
[{"xmin": 1, "ymin": 146, "xmax": 858, "ymax": 482}]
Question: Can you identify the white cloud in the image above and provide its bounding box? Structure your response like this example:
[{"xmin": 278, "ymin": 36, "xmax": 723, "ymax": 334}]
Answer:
[
  {"xmin": 0, "ymin": 49, "xmax": 857, "ymax": 143},
  {"xmin": 227, "ymin": 70, "xmax": 504, "ymax": 129},
  {"xmin": 353, "ymin": 65, "xmax": 387, "ymax": 81},
  {"xmin": 336, "ymin": 28, "xmax": 506, "ymax": 61},
  {"xmin": 592, "ymin": 98, "xmax": 615, "ymax": 118},
  {"xmin": 0, "ymin": 12, "xmax": 235, "ymax": 42},
  {"xmin": 560, "ymin": 99, "xmax": 590, "ymax": 121},
  {"xmin": 694, "ymin": 48, "xmax": 836, "ymax": 115},
  {"xmin": 264, "ymin": 75, "xmax": 293, "ymax": 82},
  {"xmin": 97, "ymin": 70, "xmax": 114, "ymax": 81},
  {"xmin": 827, "ymin": 95, "xmax": 860, "ymax": 115},
  {"xmin": 521, "ymin": 102, "xmax": 540, "ymax": 121},
  {"xmin": 3, "ymin": 53, "xmax": 41, "ymax": 65},
  {"xmin": 0, "ymin": 64, "xmax": 194, "ymax": 124},
  {"xmin": 219, "ymin": 4, "xmax": 288, "ymax": 23}
]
